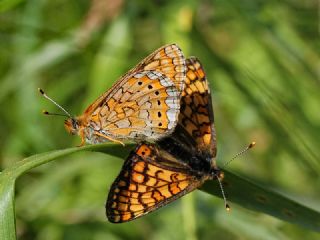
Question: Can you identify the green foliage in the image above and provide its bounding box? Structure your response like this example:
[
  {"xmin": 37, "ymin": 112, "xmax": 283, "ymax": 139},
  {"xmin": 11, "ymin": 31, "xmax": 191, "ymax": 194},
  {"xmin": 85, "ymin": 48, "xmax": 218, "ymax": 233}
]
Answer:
[
  {"xmin": 1, "ymin": 144, "xmax": 319, "ymax": 240},
  {"xmin": 0, "ymin": 0, "xmax": 319, "ymax": 239},
  {"xmin": 0, "ymin": 144, "xmax": 131, "ymax": 240}
]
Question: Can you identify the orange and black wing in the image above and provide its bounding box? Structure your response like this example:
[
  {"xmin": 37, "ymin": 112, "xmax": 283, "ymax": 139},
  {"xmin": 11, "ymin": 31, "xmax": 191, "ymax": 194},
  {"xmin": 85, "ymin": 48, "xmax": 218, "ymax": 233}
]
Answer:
[
  {"xmin": 80, "ymin": 44, "xmax": 187, "ymax": 142},
  {"xmin": 159, "ymin": 57, "xmax": 217, "ymax": 158},
  {"xmin": 132, "ymin": 43, "xmax": 186, "ymax": 92},
  {"xmin": 106, "ymin": 143, "xmax": 203, "ymax": 223},
  {"xmin": 87, "ymin": 71, "xmax": 181, "ymax": 141},
  {"xmin": 84, "ymin": 43, "xmax": 186, "ymax": 115},
  {"xmin": 180, "ymin": 57, "xmax": 216, "ymax": 156}
]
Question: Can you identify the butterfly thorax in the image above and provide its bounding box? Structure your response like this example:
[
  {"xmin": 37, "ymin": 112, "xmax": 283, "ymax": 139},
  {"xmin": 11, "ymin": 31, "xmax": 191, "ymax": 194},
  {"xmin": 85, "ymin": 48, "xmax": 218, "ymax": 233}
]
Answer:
[
  {"xmin": 188, "ymin": 149, "xmax": 221, "ymax": 181},
  {"xmin": 158, "ymin": 138, "xmax": 217, "ymax": 179},
  {"xmin": 188, "ymin": 153, "xmax": 220, "ymax": 178}
]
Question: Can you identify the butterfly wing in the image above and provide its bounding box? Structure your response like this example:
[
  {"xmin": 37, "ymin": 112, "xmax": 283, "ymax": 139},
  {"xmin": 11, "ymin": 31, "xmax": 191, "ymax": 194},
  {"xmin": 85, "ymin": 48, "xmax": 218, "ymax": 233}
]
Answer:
[
  {"xmin": 86, "ymin": 71, "xmax": 181, "ymax": 142},
  {"xmin": 180, "ymin": 57, "xmax": 216, "ymax": 156},
  {"xmin": 106, "ymin": 58, "xmax": 221, "ymax": 223},
  {"xmin": 81, "ymin": 44, "xmax": 186, "ymax": 142},
  {"xmin": 106, "ymin": 143, "xmax": 204, "ymax": 223},
  {"xmin": 159, "ymin": 57, "xmax": 217, "ymax": 158},
  {"xmin": 84, "ymin": 44, "xmax": 186, "ymax": 115},
  {"xmin": 130, "ymin": 43, "xmax": 186, "ymax": 92}
]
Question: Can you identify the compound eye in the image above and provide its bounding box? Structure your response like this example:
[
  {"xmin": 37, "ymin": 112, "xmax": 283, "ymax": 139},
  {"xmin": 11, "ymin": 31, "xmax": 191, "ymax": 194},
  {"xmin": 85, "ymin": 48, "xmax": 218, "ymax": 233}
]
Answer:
[{"xmin": 72, "ymin": 119, "xmax": 78, "ymax": 129}]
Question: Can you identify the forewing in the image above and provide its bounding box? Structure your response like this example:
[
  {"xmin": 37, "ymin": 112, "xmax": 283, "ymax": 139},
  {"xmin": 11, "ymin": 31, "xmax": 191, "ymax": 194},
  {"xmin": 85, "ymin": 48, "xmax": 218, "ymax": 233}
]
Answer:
[
  {"xmin": 180, "ymin": 57, "xmax": 216, "ymax": 156},
  {"xmin": 159, "ymin": 57, "xmax": 217, "ymax": 157},
  {"xmin": 88, "ymin": 71, "xmax": 180, "ymax": 141},
  {"xmin": 106, "ymin": 143, "xmax": 202, "ymax": 223},
  {"xmin": 81, "ymin": 44, "xmax": 186, "ymax": 142},
  {"xmin": 133, "ymin": 43, "xmax": 186, "ymax": 92},
  {"xmin": 84, "ymin": 43, "xmax": 186, "ymax": 116}
]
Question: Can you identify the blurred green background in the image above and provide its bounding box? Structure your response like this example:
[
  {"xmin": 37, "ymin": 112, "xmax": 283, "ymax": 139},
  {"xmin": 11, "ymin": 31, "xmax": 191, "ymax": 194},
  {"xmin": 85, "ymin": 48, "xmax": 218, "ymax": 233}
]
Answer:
[{"xmin": 0, "ymin": 0, "xmax": 319, "ymax": 239}]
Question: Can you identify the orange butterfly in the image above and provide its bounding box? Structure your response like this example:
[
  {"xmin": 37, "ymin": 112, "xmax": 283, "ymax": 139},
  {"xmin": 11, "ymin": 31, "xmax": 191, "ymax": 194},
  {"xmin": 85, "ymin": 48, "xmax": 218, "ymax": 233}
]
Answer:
[
  {"xmin": 40, "ymin": 44, "xmax": 186, "ymax": 146},
  {"xmin": 106, "ymin": 57, "xmax": 228, "ymax": 223}
]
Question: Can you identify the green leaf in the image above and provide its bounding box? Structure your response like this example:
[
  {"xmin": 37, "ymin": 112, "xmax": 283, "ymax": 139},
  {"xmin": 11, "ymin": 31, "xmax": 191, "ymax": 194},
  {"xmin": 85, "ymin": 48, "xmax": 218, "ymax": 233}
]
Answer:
[
  {"xmin": 0, "ymin": 176, "xmax": 16, "ymax": 240},
  {"xmin": 201, "ymin": 172, "xmax": 320, "ymax": 232},
  {"xmin": 0, "ymin": 143, "xmax": 134, "ymax": 240},
  {"xmin": 0, "ymin": 143, "xmax": 319, "ymax": 239}
]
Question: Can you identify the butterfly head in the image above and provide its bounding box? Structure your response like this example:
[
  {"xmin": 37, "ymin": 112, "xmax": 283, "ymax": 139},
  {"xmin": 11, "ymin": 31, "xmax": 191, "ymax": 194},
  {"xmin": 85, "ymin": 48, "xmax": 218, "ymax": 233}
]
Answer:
[
  {"xmin": 209, "ymin": 166, "xmax": 223, "ymax": 180},
  {"xmin": 64, "ymin": 118, "xmax": 80, "ymax": 135}
]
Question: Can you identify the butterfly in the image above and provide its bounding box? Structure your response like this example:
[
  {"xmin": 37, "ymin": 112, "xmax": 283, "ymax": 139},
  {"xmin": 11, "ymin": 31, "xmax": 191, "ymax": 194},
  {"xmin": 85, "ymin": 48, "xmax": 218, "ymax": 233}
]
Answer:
[
  {"xmin": 41, "ymin": 44, "xmax": 186, "ymax": 146},
  {"xmin": 106, "ymin": 57, "xmax": 226, "ymax": 223}
]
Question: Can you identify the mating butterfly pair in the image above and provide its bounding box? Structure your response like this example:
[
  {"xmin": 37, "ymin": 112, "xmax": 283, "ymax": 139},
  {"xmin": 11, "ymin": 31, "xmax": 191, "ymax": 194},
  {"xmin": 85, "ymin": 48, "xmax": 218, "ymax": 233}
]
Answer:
[
  {"xmin": 106, "ymin": 57, "xmax": 224, "ymax": 223},
  {"xmin": 40, "ymin": 44, "xmax": 224, "ymax": 223}
]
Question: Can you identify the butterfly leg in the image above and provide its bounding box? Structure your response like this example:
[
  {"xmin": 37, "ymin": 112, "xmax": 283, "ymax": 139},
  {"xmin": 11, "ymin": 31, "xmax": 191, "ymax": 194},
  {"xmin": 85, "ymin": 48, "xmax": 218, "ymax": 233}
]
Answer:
[
  {"xmin": 77, "ymin": 130, "xmax": 86, "ymax": 147},
  {"xmin": 94, "ymin": 131, "xmax": 125, "ymax": 146}
]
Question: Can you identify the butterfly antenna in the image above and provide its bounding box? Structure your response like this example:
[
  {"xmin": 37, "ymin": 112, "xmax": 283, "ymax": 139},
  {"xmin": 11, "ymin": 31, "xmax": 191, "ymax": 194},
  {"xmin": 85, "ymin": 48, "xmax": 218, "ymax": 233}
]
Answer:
[
  {"xmin": 221, "ymin": 141, "xmax": 256, "ymax": 168},
  {"xmin": 38, "ymin": 88, "xmax": 72, "ymax": 118},
  {"xmin": 214, "ymin": 172, "xmax": 230, "ymax": 211},
  {"xmin": 42, "ymin": 110, "xmax": 70, "ymax": 117}
]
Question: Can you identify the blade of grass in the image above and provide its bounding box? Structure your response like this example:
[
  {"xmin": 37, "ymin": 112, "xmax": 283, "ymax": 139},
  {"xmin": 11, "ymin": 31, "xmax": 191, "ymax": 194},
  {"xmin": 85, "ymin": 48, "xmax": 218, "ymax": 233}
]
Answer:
[
  {"xmin": 0, "ymin": 175, "xmax": 16, "ymax": 240},
  {"xmin": 201, "ymin": 171, "xmax": 320, "ymax": 232},
  {"xmin": 1, "ymin": 143, "xmax": 319, "ymax": 240},
  {"xmin": 0, "ymin": 143, "xmax": 134, "ymax": 240}
]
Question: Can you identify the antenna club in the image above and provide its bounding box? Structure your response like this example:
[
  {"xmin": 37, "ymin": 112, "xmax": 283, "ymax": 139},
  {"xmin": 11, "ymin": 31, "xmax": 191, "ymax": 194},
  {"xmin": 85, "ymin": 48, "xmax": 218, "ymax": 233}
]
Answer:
[
  {"xmin": 226, "ymin": 204, "xmax": 231, "ymax": 212},
  {"xmin": 42, "ymin": 110, "xmax": 49, "ymax": 115},
  {"xmin": 249, "ymin": 141, "xmax": 256, "ymax": 148},
  {"xmin": 38, "ymin": 88, "xmax": 45, "ymax": 95}
]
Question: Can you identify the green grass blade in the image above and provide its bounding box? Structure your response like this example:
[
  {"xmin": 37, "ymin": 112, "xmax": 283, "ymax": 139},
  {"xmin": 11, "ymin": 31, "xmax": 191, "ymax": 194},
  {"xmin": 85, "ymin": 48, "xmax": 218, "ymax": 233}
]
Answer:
[
  {"xmin": 201, "ymin": 172, "xmax": 320, "ymax": 232},
  {"xmin": 0, "ymin": 176, "xmax": 16, "ymax": 240},
  {"xmin": 0, "ymin": 143, "xmax": 319, "ymax": 239},
  {"xmin": 0, "ymin": 143, "xmax": 134, "ymax": 240}
]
